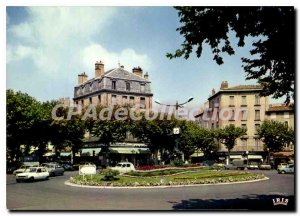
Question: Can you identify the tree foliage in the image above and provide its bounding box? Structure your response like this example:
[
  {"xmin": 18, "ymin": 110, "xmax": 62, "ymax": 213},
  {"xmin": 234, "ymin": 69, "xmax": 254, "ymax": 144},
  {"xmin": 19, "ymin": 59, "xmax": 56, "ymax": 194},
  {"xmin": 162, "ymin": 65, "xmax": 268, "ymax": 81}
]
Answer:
[
  {"xmin": 258, "ymin": 120, "xmax": 294, "ymax": 152},
  {"xmin": 215, "ymin": 124, "xmax": 247, "ymax": 160},
  {"xmin": 179, "ymin": 121, "xmax": 217, "ymax": 160},
  {"xmin": 167, "ymin": 7, "xmax": 294, "ymax": 103}
]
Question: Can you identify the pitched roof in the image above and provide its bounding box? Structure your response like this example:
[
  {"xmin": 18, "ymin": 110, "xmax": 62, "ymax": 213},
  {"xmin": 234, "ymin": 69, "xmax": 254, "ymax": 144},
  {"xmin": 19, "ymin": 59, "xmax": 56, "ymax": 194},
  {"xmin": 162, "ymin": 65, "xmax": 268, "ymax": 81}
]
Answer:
[
  {"xmin": 104, "ymin": 67, "xmax": 149, "ymax": 82},
  {"xmin": 208, "ymin": 84, "xmax": 263, "ymax": 100},
  {"xmin": 225, "ymin": 85, "xmax": 263, "ymax": 90}
]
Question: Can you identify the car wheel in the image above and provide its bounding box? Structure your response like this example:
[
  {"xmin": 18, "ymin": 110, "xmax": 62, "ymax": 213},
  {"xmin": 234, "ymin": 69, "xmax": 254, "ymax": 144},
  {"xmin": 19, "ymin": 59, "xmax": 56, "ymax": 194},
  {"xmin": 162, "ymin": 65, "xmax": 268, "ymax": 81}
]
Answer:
[
  {"xmin": 281, "ymin": 170, "xmax": 286, "ymax": 174},
  {"xmin": 16, "ymin": 179, "xmax": 21, "ymax": 183},
  {"xmin": 45, "ymin": 176, "xmax": 49, "ymax": 180},
  {"xmin": 29, "ymin": 177, "xmax": 34, "ymax": 182}
]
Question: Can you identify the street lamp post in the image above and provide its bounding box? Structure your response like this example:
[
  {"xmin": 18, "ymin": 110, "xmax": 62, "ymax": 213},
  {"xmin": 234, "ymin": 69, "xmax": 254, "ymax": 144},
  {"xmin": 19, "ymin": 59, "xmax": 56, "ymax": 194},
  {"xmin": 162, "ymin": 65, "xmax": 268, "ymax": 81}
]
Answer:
[{"xmin": 154, "ymin": 97, "xmax": 194, "ymax": 161}]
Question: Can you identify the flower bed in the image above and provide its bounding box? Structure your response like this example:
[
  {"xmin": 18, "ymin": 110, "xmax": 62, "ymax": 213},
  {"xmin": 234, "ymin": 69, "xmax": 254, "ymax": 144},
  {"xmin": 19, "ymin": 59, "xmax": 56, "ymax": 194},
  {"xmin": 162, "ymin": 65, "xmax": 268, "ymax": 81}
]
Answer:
[{"xmin": 69, "ymin": 170, "xmax": 266, "ymax": 187}]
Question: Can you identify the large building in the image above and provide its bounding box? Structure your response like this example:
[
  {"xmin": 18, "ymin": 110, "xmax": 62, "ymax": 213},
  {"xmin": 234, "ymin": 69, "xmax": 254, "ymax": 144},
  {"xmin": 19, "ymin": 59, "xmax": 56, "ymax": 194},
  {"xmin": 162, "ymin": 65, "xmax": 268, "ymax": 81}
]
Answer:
[
  {"xmin": 73, "ymin": 61, "xmax": 153, "ymax": 111},
  {"xmin": 71, "ymin": 61, "xmax": 153, "ymax": 166},
  {"xmin": 196, "ymin": 81, "xmax": 269, "ymax": 162}
]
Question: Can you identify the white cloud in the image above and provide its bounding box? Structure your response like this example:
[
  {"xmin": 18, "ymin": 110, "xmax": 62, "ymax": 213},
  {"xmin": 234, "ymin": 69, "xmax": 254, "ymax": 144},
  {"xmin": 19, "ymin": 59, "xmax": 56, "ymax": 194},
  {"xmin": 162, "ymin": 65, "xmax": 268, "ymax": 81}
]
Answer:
[
  {"xmin": 7, "ymin": 7, "xmax": 152, "ymax": 101},
  {"xmin": 7, "ymin": 45, "xmax": 36, "ymax": 63},
  {"xmin": 81, "ymin": 43, "xmax": 151, "ymax": 75}
]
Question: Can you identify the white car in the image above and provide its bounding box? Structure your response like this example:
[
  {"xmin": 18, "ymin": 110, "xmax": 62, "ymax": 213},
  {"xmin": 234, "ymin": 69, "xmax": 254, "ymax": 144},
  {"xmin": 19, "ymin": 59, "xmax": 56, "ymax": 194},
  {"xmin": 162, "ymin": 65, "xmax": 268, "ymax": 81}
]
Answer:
[
  {"xmin": 110, "ymin": 162, "xmax": 135, "ymax": 173},
  {"xmin": 13, "ymin": 165, "xmax": 38, "ymax": 175},
  {"xmin": 16, "ymin": 167, "xmax": 49, "ymax": 182}
]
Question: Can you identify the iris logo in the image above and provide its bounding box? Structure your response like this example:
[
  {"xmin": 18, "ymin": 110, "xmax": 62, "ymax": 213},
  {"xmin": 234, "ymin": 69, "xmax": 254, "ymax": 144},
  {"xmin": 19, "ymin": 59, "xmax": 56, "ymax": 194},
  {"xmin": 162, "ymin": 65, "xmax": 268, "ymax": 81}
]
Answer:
[{"xmin": 272, "ymin": 198, "xmax": 289, "ymax": 206}]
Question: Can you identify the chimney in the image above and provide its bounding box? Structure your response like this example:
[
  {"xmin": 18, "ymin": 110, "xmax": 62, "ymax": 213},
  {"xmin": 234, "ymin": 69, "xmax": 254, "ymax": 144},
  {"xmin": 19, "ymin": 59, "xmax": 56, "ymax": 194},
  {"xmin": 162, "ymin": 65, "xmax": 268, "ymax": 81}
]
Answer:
[
  {"xmin": 220, "ymin": 81, "xmax": 228, "ymax": 89},
  {"xmin": 78, "ymin": 72, "xmax": 88, "ymax": 84},
  {"xmin": 132, "ymin": 66, "xmax": 143, "ymax": 77},
  {"xmin": 212, "ymin": 88, "xmax": 215, "ymax": 95},
  {"xmin": 144, "ymin": 72, "xmax": 149, "ymax": 80},
  {"xmin": 95, "ymin": 60, "xmax": 104, "ymax": 78}
]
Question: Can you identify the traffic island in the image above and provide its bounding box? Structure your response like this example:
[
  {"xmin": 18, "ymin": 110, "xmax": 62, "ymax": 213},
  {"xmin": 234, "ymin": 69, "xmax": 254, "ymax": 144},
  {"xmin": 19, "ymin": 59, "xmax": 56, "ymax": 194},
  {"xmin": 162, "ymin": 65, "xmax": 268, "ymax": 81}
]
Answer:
[{"xmin": 67, "ymin": 169, "xmax": 267, "ymax": 188}]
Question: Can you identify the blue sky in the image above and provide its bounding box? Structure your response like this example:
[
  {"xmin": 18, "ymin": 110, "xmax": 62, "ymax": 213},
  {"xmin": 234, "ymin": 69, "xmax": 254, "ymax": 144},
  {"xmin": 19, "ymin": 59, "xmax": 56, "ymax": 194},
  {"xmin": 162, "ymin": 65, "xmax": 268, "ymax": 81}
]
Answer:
[{"xmin": 6, "ymin": 6, "xmax": 281, "ymax": 109}]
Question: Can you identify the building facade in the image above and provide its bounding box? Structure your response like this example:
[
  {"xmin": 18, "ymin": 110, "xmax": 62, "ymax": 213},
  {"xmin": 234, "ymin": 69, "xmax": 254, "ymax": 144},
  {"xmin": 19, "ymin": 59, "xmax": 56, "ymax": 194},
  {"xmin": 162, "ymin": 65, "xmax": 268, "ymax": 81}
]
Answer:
[
  {"xmin": 73, "ymin": 61, "xmax": 153, "ymax": 111},
  {"xmin": 196, "ymin": 81, "xmax": 269, "ymax": 161},
  {"xmin": 72, "ymin": 61, "xmax": 153, "ymax": 166}
]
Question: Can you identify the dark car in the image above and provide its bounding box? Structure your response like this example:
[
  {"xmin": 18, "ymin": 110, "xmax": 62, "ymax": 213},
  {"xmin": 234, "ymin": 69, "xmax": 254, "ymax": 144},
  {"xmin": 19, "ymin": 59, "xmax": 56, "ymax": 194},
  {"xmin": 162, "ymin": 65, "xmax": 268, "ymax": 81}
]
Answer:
[
  {"xmin": 41, "ymin": 163, "xmax": 64, "ymax": 176},
  {"xmin": 61, "ymin": 163, "xmax": 74, "ymax": 171}
]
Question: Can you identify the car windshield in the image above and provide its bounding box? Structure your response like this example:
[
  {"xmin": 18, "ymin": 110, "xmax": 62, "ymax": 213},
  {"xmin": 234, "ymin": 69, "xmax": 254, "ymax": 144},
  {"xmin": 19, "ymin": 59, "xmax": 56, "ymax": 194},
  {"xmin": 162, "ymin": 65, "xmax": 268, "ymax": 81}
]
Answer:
[
  {"xmin": 20, "ymin": 165, "xmax": 30, "ymax": 169},
  {"xmin": 25, "ymin": 168, "xmax": 37, "ymax": 173},
  {"xmin": 116, "ymin": 164, "xmax": 122, "ymax": 167}
]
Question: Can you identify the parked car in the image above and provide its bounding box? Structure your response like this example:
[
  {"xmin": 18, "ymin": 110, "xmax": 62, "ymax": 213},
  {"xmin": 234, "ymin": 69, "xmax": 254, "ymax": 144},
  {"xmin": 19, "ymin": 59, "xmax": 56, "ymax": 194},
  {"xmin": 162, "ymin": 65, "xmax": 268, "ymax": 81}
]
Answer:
[
  {"xmin": 259, "ymin": 164, "xmax": 272, "ymax": 170},
  {"xmin": 110, "ymin": 162, "xmax": 135, "ymax": 173},
  {"xmin": 13, "ymin": 164, "xmax": 38, "ymax": 175},
  {"xmin": 278, "ymin": 164, "xmax": 294, "ymax": 174},
  {"xmin": 16, "ymin": 167, "xmax": 49, "ymax": 182},
  {"xmin": 61, "ymin": 163, "xmax": 75, "ymax": 171},
  {"xmin": 277, "ymin": 163, "xmax": 289, "ymax": 169},
  {"xmin": 247, "ymin": 162, "xmax": 259, "ymax": 170},
  {"xmin": 41, "ymin": 163, "xmax": 64, "ymax": 176}
]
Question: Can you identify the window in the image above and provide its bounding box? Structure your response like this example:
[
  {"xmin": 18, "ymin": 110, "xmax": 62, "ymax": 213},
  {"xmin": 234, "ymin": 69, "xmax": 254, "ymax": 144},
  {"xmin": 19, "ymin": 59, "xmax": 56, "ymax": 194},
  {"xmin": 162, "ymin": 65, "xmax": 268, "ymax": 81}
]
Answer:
[
  {"xmin": 241, "ymin": 110, "xmax": 247, "ymax": 121},
  {"xmin": 112, "ymin": 81, "xmax": 116, "ymax": 90},
  {"xmin": 229, "ymin": 96, "xmax": 234, "ymax": 106},
  {"xmin": 255, "ymin": 95, "xmax": 260, "ymax": 105},
  {"xmin": 76, "ymin": 101, "xmax": 78, "ymax": 105},
  {"xmin": 229, "ymin": 109, "xmax": 235, "ymax": 121},
  {"xmin": 241, "ymin": 139, "xmax": 247, "ymax": 150},
  {"xmin": 255, "ymin": 110, "xmax": 260, "ymax": 120},
  {"xmin": 140, "ymin": 97, "xmax": 146, "ymax": 109},
  {"xmin": 89, "ymin": 97, "xmax": 92, "ymax": 104},
  {"xmin": 284, "ymin": 121, "xmax": 289, "ymax": 127},
  {"xmin": 111, "ymin": 95, "xmax": 117, "ymax": 105},
  {"xmin": 255, "ymin": 124, "xmax": 260, "ymax": 134},
  {"xmin": 98, "ymin": 95, "xmax": 101, "ymax": 104},
  {"xmin": 130, "ymin": 96, "xmax": 135, "ymax": 107},
  {"xmin": 81, "ymin": 100, "xmax": 84, "ymax": 106},
  {"xmin": 241, "ymin": 96, "xmax": 247, "ymax": 106},
  {"xmin": 255, "ymin": 139, "xmax": 260, "ymax": 150},
  {"xmin": 122, "ymin": 96, "xmax": 127, "ymax": 105},
  {"xmin": 241, "ymin": 124, "xmax": 247, "ymax": 130},
  {"xmin": 140, "ymin": 84, "xmax": 145, "ymax": 92},
  {"xmin": 126, "ymin": 82, "xmax": 130, "ymax": 91}
]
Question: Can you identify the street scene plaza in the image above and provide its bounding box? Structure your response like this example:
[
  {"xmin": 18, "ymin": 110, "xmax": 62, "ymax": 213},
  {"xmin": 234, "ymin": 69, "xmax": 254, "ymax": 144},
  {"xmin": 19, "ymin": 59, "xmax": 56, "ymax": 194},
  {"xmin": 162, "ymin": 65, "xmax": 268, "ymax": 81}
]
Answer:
[{"xmin": 6, "ymin": 6, "xmax": 295, "ymax": 211}]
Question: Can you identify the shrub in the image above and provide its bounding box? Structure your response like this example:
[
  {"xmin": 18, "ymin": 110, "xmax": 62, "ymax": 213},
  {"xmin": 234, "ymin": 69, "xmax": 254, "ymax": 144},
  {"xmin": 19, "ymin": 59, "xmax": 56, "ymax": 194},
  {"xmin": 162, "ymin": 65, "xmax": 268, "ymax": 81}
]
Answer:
[
  {"xmin": 172, "ymin": 159, "xmax": 184, "ymax": 167},
  {"xmin": 99, "ymin": 169, "xmax": 120, "ymax": 181}
]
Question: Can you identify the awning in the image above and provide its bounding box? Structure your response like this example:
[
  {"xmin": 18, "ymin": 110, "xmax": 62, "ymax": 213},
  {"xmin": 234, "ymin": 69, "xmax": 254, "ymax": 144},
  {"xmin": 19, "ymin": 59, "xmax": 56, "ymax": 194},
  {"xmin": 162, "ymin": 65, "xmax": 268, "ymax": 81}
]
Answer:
[
  {"xmin": 109, "ymin": 147, "xmax": 150, "ymax": 154},
  {"xmin": 248, "ymin": 155, "xmax": 263, "ymax": 160},
  {"xmin": 81, "ymin": 148, "xmax": 101, "ymax": 156},
  {"xmin": 230, "ymin": 155, "xmax": 242, "ymax": 159},
  {"xmin": 43, "ymin": 152, "xmax": 55, "ymax": 157},
  {"xmin": 190, "ymin": 151, "xmax": 204, "ymax": 157},
  {"xmin": 272, "ymin": 152, "xmax": 293, "ymax": 158},
  {"xmin": 60, "ymin": 152, "xmax": 71, "ymax": 157}
]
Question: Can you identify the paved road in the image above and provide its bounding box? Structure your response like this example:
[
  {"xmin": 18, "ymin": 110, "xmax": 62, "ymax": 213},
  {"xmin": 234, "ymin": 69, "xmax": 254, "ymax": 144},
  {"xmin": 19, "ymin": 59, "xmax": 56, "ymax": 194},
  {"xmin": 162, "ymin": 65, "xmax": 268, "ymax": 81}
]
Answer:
[{"xmin": 6, "ymin": 170, "xmax": 295, "ymax": 210}]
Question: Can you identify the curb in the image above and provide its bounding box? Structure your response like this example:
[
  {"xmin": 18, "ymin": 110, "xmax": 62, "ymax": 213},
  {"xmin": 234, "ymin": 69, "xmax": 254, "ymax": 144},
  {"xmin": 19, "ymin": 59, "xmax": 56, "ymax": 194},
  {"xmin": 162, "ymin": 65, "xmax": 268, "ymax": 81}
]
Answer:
[{"xmin": 64, "ymin": 176, "xmax": 269, "ymax": 189}]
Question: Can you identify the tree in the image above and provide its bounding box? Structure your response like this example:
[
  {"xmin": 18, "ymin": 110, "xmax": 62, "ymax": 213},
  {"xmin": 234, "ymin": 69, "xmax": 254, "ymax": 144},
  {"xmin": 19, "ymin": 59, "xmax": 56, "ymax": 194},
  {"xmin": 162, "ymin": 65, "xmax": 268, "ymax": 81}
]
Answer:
[
  {"xmin": 167, "ymin": 7, "xmax": 294, "ymax": 103},
  {"xmin": 6, "ymin": 90, "xmax": 43, "ymax": 162},
  {"xmin": 215, "ymin": 124, "xmax": 247, "ymax": 164},
  {"xmin": 86, "ymin": 105, "xmax": 131, "ymax": 167},
  {"xmin": 131, "ymin": 113, "xmax": 180, "ymax": 165},
  {"xmin": 179, "ymin": 121, "xmax": 217, "ymax": 161},
  {"xmin": 258, "ymin": 120, "xmax": 294, "ymax": 153}
]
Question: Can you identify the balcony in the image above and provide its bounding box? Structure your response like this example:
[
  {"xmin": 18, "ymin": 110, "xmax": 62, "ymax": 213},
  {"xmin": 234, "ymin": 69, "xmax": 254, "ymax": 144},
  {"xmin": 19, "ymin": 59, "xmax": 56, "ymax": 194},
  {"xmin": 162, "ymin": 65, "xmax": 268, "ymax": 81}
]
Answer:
[{"xmin": 219, "ymin": 145, "xmax": 264, "ymax": 152}]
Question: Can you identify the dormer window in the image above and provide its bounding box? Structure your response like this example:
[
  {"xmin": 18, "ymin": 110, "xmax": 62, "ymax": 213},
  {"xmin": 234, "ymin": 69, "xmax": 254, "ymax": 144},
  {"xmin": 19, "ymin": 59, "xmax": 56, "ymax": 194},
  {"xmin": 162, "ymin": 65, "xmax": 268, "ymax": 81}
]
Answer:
[
  {"xmin": 112, "ymin": 81, "xmax": 116, "ymax": 90},
  {"xmin": 140, "ymin": 84, "xmax": 145, "ymax": 92},
  {"xmin": 126, "ymin": 82, "xmax": 130, "ymax": 91}
]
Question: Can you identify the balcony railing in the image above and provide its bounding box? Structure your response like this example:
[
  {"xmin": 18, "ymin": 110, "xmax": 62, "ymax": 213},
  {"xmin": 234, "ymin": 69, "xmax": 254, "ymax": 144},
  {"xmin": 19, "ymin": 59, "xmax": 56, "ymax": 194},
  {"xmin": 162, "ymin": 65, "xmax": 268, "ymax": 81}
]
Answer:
[{"xmin": 219, "ymin": 145, "xmax": 264, "ymax": 152}]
